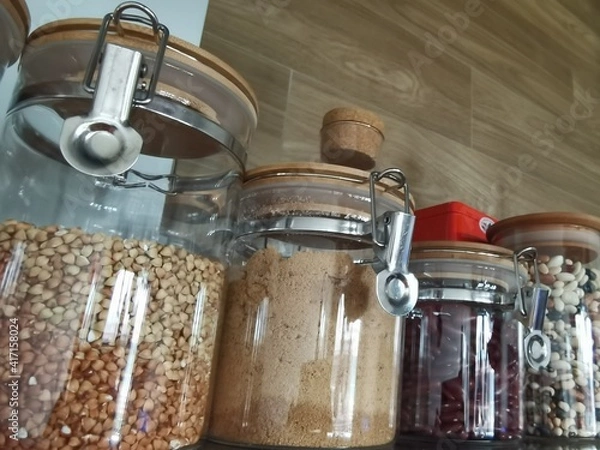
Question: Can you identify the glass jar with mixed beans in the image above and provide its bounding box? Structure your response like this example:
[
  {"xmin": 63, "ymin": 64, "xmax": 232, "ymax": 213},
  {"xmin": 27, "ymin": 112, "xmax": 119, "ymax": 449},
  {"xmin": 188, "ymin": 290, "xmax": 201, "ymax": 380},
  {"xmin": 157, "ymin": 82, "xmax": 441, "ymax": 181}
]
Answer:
[{"xmin": 488, "ymin": 212, "xmax": 600, "ymax": 446}]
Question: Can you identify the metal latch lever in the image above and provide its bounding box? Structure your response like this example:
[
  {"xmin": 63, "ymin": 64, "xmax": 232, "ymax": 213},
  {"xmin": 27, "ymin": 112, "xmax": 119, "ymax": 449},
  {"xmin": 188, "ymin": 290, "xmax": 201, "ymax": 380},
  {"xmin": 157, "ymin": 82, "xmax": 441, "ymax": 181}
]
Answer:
[
  {"xmin": 59, "ymin": 2, "xmax": 170, "ymax": 177},
  {"xmin": 60, "ymin": 43, "xmax": 144, "ymax": 177},
  {"xmin": 515, "ymin": 247, "xmax": 551, "ymax": 370},
  {"xmin": 369, "ymin": 169, "xmax": 418, "ymax": 317}
]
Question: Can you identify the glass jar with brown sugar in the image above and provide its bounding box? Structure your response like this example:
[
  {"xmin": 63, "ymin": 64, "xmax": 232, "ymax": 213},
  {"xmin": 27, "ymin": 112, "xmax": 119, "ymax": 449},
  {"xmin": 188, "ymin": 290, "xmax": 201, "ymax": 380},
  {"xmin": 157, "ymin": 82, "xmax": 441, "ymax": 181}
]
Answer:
[{"xmin": 208, "ymin": 163, "xmax": 418, "ymax": 449}]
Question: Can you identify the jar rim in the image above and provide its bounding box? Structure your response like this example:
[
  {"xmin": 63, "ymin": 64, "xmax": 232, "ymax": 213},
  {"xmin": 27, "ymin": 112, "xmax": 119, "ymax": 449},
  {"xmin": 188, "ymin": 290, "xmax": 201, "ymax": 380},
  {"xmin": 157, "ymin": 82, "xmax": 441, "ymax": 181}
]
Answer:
[
  {"xmin": 410, "ymin": 240, "xmax": 515, "ymax": 268},
  {"xmin": 244, "ymin": 162, "xmax": 416, "ymax": 210},
  {"xmin": 1, "ymin": 0, "xmax": 30, "ymax": 64},
  {"xmin": 410, "ymin": 242, "xmax": 521, "ymax": 306},
  {"xmin": 488, "ymin": 212, "xmax": 600, "ymax": 241},
  {"xmin": 27, "ymin": 18, "xmax": 258, "ymax": 117},
  {"xmin": 488, "ymin": 212, "xmax": 600, "ymax": 263}
]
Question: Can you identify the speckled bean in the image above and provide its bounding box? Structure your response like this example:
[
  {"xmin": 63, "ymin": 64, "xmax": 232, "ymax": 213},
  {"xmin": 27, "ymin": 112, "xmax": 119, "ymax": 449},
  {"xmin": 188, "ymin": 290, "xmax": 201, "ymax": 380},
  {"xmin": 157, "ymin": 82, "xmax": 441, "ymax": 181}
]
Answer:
[{"xmin": 525, "ymin": 254, "xmax": 600, "ymax": 440}]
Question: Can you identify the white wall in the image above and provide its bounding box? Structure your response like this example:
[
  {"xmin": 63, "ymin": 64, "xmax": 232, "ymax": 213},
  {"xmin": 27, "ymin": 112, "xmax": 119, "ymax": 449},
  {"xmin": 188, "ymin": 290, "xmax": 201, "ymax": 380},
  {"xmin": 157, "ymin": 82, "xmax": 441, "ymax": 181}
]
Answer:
[{"xmin": 0, "ymin": 0, "xmax": 209, "ymax": 116}]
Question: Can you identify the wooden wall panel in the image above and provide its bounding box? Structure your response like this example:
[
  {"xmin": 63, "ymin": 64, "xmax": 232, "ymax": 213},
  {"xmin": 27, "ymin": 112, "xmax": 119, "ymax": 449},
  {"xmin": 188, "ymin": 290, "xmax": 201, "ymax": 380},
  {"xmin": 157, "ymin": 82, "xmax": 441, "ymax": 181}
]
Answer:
[{"xmin": 202, "ymin": 0, "xmax": 600, "ymax": 219}]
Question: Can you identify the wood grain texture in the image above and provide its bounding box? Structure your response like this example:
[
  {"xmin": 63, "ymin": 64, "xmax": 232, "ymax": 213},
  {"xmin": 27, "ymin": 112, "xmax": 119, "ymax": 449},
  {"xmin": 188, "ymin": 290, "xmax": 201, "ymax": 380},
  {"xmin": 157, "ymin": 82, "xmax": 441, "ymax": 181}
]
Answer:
[
  {"xmin": 201, "ymin": 31, "xmax": 291, "ymax": 167},
  {"xmin": 202, "ymin": 0, "xmax": 600, "ymax": 219},
  {"xmin": 473, "ymin": 70, "xmax": 598, "ymax": 187},
  {"xmin": 203, "ymin": 0, "xmax": 472, "ymax": 145},
  {"xmin": 370, "ymin": 0, "xmax": 575, "ymax": 116},
  {"xmin": 282, "ymin": 72, "xmax": 593, "ymax": 219},
  {"xmin": 557, "ymin": 0, "xmax": 600, "ymax": 38}
]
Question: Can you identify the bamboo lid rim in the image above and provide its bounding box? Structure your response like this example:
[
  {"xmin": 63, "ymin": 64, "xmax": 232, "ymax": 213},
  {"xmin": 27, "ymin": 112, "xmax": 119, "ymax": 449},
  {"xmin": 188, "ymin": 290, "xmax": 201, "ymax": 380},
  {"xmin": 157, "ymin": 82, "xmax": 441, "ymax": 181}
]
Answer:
[
  {"xmin": 1, "ymin": 0, "xmax": 30, "ymax": 58},
  {"xmin": 411, "ymin": 240, "xmax": 514, "ymax": 259},
  {"xmin": 244, "ymin": 162, "xmax": 415, "ymax": 209},
  {"xmin": 27, "ymin": 18, "xmax": 258, "ymax": 115},
  {"xmin": 488, "ymin": 212, "xmax": 600, "ymax": 242},
  {"xmin": 12, "ymin": 0, "xmax": 29, "ymax": 30}
]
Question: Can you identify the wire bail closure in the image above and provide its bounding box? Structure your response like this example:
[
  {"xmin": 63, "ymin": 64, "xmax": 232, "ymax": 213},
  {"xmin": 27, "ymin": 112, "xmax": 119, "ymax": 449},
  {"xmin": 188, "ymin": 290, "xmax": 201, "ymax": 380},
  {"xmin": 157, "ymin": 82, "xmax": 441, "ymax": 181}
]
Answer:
[
  {"xmin": 369, "ymin": 168, "xmax": 418, "ymax": 317},
  {"xmin": 59, "ymin": 2, "xmax": 170, "ymax": 178},
  {"xmin": 84, "ymin": 1, "xmax": 169, "ymax": 104},
  {"xmin": 514, "ymin": 247, "xmax": 551, "ymax": 370}
]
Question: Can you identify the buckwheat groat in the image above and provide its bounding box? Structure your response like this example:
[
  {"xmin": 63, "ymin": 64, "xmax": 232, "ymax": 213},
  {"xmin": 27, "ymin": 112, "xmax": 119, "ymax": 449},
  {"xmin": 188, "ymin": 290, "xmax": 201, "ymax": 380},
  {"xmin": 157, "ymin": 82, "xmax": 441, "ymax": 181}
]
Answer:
[{"xmin": 0, "ymin": 219, "xmax": 225, "ymax": 450}]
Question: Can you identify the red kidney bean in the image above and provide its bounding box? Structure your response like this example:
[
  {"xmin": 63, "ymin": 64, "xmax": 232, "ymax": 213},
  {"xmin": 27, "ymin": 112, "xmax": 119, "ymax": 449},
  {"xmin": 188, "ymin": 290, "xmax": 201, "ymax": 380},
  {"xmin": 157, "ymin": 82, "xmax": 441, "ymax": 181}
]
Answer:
[
  {"xmin": 441, "ymin": 401, "xmax": 463, "ymax": 414},
  {"xmin": 440, "ymin": 410, "xmax": 465, "ymax": 425},
  {"xmin": 397, "ymin": 302, "xmax": 522, "ymax": 443},
  {"xmin": 440, "ymin": 421, "xmax": 464, "ymax": 434},
  {"xmin": 442, "ymin": 378, "xmax": 465, "ymax": 403}
]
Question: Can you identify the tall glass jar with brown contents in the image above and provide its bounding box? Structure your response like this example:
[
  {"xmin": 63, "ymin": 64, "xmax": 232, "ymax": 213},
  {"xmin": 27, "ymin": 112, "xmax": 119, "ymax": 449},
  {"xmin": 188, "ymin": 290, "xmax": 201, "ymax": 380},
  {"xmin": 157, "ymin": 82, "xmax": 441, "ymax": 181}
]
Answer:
[
  {"xmin": 489, "ymin": 213, "xmax": 600, "ymax": 448},
  {"xmin": 208, "ymin": 163, "xmax": 418, "ymax": 449},
  {"xmin": 0, "ymin": 0, "xmax": 29, "ymax": 84},
  {"xmin": 0, "ymin": 3, "xmax": 258, "ymax": 449}
]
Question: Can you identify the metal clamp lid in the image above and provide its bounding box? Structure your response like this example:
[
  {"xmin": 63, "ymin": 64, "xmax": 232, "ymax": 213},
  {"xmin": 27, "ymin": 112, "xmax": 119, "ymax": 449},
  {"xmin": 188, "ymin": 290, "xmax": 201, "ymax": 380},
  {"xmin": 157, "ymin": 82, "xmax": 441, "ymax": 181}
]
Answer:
[
  {"xmin": 369, "ymin": 169, "xmax": 418, "ymax": 317},
  {"xmin": 235, "ymin": 166, "xmax": 417, "ymax": 316},
  {"xmin": 59, "ymin": 2, "xmax": 170, "ymax": 177},
  {"xmin": 514, "ymin": 247, "xmax": 551, "ymax": 370}
]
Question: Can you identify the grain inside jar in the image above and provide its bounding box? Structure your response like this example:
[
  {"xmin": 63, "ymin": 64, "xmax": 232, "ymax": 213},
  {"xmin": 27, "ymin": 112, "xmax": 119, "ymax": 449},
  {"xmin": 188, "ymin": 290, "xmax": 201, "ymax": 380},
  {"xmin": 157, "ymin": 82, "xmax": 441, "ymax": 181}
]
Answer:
[
  {"xmin": 0, "ymin": 220, "xmax": 225, "ymax": 450},
  {"xmin": 209, "ymin": 248, "xmax": 401, "ymax": 447}
]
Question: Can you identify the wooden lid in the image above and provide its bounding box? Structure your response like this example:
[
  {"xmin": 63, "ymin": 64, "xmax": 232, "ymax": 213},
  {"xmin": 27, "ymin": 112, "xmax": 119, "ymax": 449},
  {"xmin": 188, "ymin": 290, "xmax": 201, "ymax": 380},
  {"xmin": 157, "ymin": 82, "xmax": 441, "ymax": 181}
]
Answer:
[
  {"xmin": 411, "ymin": 240, "xmax": 514, "ymax": 267},
  {"xmin": 322, "ymin": 107, "xmax": 385, "ymax": 133},
  {"xmin": 1, "ymin": 0, "xmax": 30, "ymax": 63},
  {"xmin": 488, "ymin": 212, "xmax": 600, "ymax": 240},
  {"xmin": 155, "ymin": 82, "xmax": 218, "ymax": 122},
  {"xmin": 2, "ymin": 0, "xmax": 29, "ymax": 33},
  {"xmin": 488, "ymin": 212, "xmax": 600, "ymax": 264},
  {"xmin": 244, "ymin": 162, "xmax": 416, "ymax": 210},
  {"xmin": 27, "ymin": 19, "xmax": 258, "ymax": 117}
]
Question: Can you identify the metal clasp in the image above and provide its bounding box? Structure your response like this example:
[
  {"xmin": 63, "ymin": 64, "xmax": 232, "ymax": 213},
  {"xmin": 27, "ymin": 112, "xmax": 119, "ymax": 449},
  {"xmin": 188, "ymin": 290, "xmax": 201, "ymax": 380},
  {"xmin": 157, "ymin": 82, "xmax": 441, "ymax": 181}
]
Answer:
[
  {"xmin": 514, "ymin": 247, "xmax": 551, "ymax": 370},
  {"xmin": 59, "ymin": 2, "xmax": 170, "ymax": 177},
  {"xmin": 84, "ymin": 2, "xmax": 169, "ymax": 104},
  {"xmin": 369, "ymin": 168, "xmax": 418, "ymax": 317}
]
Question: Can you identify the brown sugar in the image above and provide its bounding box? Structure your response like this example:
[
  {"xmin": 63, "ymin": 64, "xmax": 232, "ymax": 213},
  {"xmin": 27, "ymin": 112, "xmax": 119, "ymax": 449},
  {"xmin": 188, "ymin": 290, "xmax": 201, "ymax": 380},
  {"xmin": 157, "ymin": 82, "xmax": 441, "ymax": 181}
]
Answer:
[{"xmin": 209, "ymin": 247, "xmax": 400, "ymax": 447}]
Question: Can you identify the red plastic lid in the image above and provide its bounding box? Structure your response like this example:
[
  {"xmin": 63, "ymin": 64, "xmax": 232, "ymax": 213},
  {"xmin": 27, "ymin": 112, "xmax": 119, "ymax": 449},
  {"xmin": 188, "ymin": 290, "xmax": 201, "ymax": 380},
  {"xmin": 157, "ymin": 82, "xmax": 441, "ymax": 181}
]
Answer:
[{"xmin": 414, "ymin": 201, "xmax": 496, "ymax": 243}]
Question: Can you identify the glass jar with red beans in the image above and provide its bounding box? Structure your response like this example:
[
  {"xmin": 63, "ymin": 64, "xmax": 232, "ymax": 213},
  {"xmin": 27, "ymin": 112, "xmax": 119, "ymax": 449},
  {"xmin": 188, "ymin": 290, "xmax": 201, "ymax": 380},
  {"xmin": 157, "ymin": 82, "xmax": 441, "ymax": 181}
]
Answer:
[{"xmin": 396, "ymin": 241, "xmax": 549, "ymax": 448}]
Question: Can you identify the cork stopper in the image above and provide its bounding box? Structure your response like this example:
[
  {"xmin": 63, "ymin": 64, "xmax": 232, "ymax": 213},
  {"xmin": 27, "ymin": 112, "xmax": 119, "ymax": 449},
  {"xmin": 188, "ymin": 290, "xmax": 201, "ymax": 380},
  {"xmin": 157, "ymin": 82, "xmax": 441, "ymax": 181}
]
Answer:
[{"xmin": 320, "ymin": 107, "xmax": 385, "ymax": 170}]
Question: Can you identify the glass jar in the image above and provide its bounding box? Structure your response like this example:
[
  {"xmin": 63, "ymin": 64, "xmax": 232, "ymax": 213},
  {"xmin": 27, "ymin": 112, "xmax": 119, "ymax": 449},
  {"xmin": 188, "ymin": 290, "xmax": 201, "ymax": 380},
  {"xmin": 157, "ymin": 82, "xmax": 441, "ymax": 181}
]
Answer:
[
  {"xmin": 488, "ymin": 213, "xmax": 600, "ymax": 444},
  {"xmin": 0, "ymin": 0, "xmax": 29, "ymax": 83},
  {"xmin": 208, "ymin": 163, "xmax": 417, "ymax": 449},
  {"xmin": 397, "ymin": 242, "xmax": 550, "ymax": 448},
  {"xmin": 0, "ymin": 3, "xmax": 257, "ymax": 450}
]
